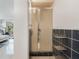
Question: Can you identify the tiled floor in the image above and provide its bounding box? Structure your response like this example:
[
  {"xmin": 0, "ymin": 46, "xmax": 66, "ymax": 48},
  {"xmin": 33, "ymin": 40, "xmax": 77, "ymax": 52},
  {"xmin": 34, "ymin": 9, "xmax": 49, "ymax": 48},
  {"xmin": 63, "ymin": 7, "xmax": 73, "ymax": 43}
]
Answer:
[
  {"xmin": 55, "ymin": 55, "xmax": 67, "ymax": 59},
  {"xmin": 0, "ymin": 39, "xmax": 14, "ymax": 59},
  {"xmin": 6, "ymin": 39, "xmax": 14, "ymax": 55}
]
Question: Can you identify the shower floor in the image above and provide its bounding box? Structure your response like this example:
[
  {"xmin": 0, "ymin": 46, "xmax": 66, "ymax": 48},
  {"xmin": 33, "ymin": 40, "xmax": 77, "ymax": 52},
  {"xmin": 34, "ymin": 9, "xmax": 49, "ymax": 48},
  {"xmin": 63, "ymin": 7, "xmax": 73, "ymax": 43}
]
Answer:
[{"xmin": 31, "ymin": 56, "xmax": 67, "ymax": 59}]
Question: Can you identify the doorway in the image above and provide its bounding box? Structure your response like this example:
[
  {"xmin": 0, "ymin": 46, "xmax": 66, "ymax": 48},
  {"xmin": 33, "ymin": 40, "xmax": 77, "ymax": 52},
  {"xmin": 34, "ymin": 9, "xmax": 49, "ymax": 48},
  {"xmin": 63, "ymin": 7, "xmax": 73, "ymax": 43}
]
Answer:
[{"xmin": 28, "ymin": 0, "xmax": 72, "ymax": 59}]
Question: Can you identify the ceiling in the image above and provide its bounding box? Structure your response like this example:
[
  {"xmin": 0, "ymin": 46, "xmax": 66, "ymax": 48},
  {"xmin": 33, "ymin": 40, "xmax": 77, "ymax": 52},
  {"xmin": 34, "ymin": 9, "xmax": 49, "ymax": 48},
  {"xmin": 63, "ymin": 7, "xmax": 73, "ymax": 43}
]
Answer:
[
  {"xmin": 32, "ymin": 0, "xmax": 53, "ymax": 2},
  {"xmin": 31, "ymin": 0, "xmax": 53, "ymax": 8}
]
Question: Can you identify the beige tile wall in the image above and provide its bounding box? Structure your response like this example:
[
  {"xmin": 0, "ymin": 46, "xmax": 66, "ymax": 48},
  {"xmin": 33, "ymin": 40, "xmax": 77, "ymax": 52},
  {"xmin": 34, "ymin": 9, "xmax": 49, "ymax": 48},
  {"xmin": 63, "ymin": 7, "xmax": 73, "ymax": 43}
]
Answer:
[
  {"xmin": 39, "ymin": 9, "xmax": 53, "ymax": 51},
  {"xmin": 31, "ymin": 9, "xmax": 53, "ymax": 52},
  {"xmin": 31, "ymin": 10, "xmax": 38, "ymax": 51}
]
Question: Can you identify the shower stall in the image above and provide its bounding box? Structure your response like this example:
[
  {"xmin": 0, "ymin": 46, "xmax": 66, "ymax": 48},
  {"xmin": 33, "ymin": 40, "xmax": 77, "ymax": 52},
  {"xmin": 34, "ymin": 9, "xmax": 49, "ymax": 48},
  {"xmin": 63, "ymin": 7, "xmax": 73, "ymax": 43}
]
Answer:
[{"xmin": 29, "ymin": 0, "xmax": 53, "ymax": 59}]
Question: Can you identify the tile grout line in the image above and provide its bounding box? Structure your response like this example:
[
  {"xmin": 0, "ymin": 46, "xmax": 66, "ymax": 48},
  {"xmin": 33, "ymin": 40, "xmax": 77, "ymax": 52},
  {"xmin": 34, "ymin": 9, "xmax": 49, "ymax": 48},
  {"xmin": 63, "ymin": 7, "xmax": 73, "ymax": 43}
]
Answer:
[{"xmin": 71, "ymin": 30, "xmax": 73, "ymax": 59}]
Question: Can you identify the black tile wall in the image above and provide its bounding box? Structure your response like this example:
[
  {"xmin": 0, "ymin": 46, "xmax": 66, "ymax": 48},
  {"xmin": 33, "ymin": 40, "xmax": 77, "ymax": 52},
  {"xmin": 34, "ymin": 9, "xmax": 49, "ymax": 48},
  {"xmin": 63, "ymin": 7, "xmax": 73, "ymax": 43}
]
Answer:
[
  {"xmin": 30, "ymin": 52, "xmax": 54, "ymax": 56},
  {"xmin": 53, "ymin": 29, "xmax": 79, "ymax": 59},
  {"xmin": 73, "ymin": 30, "xmax": 79, "ymax": 40},
  {"xmin": 61, "ymin": 38, "xmax": 71, "ymax": 48},
  {"xmin": 65, "ymin": 30, "xmax": 71, "ymax": 38},
  {"xmin": 73, "ymin": 40, "xmax": 79, "ymax": 53},
  {"xmin": 53, "ymin": 29, "xmax": 60, "ymax": 36},
  {"xmin": 62, "ymin": 48, "xmax": 71, "ymax": 58},
  {"xmin": 53, "ymin": 40, "xmax": 60, "ymax": 46},
  {"xmin": 72, "ymin": 51, "xmax": 79, "ymax": 59},
  {"xmin": 59, "ymin": 29, "xmax": 65, "ymax": 36}
]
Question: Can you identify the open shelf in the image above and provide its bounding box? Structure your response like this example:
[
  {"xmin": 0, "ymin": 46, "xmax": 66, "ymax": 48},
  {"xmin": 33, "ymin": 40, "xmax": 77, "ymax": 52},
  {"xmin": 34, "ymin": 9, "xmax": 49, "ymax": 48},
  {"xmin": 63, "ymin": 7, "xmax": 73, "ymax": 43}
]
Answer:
[
  {"xmin": 53, "ymin": 29, "xmax": 79, "ymax": 59},
  {"xmin": 54, "ymin": 46, "xmax": 66, "ymax": 51}
]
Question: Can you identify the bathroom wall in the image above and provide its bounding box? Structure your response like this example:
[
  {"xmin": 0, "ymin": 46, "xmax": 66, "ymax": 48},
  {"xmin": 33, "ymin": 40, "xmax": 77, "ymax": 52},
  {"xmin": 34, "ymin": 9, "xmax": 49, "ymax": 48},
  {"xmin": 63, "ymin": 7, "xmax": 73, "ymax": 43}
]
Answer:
[
  {"xmin": 0, "ymin": 0, "xmax": 13, "ymax": 19},
  {"xmin": 53, "ymin": 0, "xmax": 79, "ymax": 59},
  {"xmin": 53, "ymin": 0, "xmax": 79, "ymax": 30},
  {"xmin": 14, "ymin": 0, "xmax": 29, "ymax": 59}
]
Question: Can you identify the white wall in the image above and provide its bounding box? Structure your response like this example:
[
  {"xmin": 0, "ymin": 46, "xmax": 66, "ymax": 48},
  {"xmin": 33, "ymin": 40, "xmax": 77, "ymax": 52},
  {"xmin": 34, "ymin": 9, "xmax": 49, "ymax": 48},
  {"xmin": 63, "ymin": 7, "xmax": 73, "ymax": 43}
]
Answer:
[
  {"xmin": 0, "ymin": 0, "xmax": 29, "ymax": 59},
  {"xmin": 0, "ymin": 0, "xmax": 14, "ymax": 59},
  {"xmin": 14, "ymin": 0, "xmax": 29, "ymax": 59},
  {"xmin": 0, "ymin": 0, "xmax": 13, "ymax": 19},
  {"xmin": 53, "ymin": 0, "xmax": 79, "ymax": 30}
]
